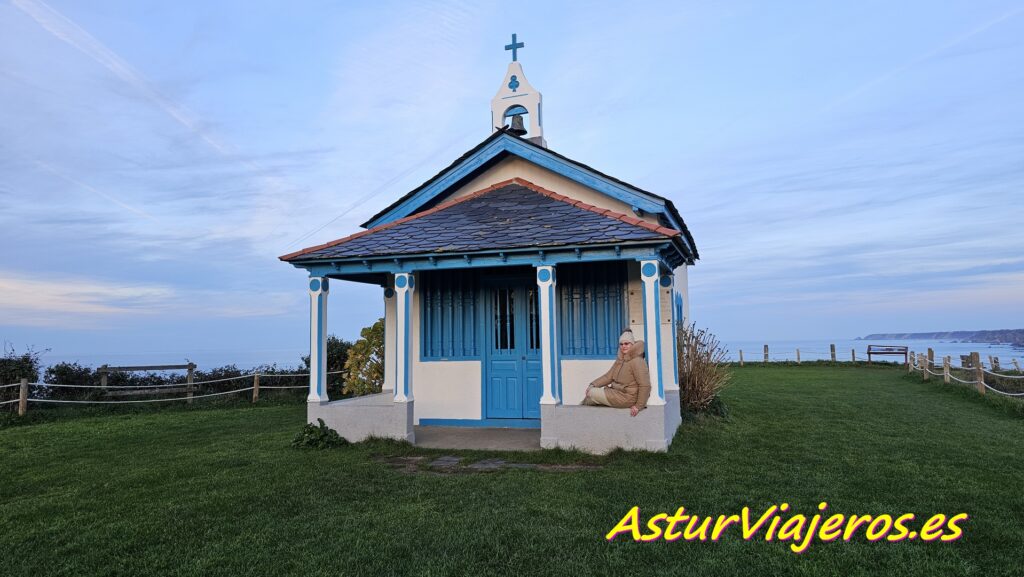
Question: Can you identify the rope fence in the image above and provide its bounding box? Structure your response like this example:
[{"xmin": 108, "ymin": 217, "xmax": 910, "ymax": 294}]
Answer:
[
  {"xmin": 29, "ymin": 386, "xmax": 258, "ymax": 404},
  {"xmin": 0, "ymin": 366, "xmax": 357, "ymax": 418},
  {"xmin": 734, "ymin": 343, "xmax": 932, "ymax": 366},
  {"xmin": 908, "ymin": 350, "xmax": 1024, "ymax": 398}
]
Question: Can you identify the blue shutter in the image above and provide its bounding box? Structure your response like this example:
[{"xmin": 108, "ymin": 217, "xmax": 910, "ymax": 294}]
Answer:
[
  {"xmin": 558, "ymin": 263, "xmax": 627, "ymax": 358},
  {"xmin": 421, "ymin": 270, "xmax": 481, "ymax": 360}
]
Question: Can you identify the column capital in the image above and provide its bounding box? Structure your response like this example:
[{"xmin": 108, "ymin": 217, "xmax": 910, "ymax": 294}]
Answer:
[
  {"xmin": 394, "ymin": 272, "xmax": 415, "ymax": 291},
  {"xmin": 308, "ymin": 276, "xmax": 330, "ymax": 295},
  {"xmin": 639, "ymin": 259, "xmax": 661, "ymax": 282},
  {"xmin": 535, "ymin": 264, "xmax": 556, "ymax": 287}
]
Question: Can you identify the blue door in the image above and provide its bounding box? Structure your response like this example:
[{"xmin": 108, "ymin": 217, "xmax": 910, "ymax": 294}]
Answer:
[{"xmin": 484, "ymin": 280, "xmax": 543, "ymax": 420}]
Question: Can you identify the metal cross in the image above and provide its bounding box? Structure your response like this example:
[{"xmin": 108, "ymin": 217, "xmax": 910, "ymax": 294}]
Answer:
[{"xmin": 505, "ymin": 33, "xmax": 524, "ymax": 62}]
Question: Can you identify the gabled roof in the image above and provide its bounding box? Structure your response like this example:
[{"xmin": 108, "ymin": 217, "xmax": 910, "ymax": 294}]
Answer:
[
  {"xmin": 360, "ymin": 128, "xmax": 698, "ymax": 260},
  {"xmin": 280, "ymin": 178, "xmax": 688, "ymax": 263}
]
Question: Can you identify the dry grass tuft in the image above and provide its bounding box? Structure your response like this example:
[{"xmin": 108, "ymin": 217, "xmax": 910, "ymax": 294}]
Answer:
[{"xmin": 677, "ymin": 323, "xmax": 731, "ymax": 413}]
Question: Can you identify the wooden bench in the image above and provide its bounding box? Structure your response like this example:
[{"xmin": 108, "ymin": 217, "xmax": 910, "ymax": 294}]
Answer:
[{"xmin": 867, "ymin": 345, "xmax": 908, "ymax": 365}]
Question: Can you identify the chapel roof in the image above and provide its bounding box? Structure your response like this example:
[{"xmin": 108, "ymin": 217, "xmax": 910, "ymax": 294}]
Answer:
[
  {"xmin": 280, "ymin": 179, "xmax": 687, "ymax": 263},
  {"xmin": 359, "ymin": 128, "xmax": 698, "ymax": 261}
]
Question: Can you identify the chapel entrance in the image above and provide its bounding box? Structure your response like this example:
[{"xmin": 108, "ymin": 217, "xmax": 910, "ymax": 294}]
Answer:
[{"xmin": 483, "ymin": 276, "xmax": 543, "ymax": 420}]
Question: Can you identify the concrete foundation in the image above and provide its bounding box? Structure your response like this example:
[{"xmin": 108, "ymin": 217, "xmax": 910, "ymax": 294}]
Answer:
[
  {"xmin": 308, "ymin": 391, "xmax": 414, "ymax": 443},
  {"xmin": 541, "ymin": 390, "xmax": 681, "ymax": 454}
]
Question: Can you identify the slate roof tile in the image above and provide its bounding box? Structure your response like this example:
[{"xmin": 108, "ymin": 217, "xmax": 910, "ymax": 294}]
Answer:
[{"xmin": 281, "ymin": 178, "xmax": 681, "ymax": 262}]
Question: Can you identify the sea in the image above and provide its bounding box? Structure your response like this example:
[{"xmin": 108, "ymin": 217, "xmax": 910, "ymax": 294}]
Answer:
[
  {"xmin": 722, "ymin": 339, "xmax": 1022, "ymax": 365},
  {"xmin": 28, "ymin": 339, "xmax": 1023, "ymax": 377},
  {"xmin": 33, "ymin": 348, "xmax": 308, "ymax": 376}
]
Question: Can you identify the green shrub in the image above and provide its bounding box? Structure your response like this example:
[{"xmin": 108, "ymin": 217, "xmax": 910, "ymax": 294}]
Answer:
[
  {"xmin": 302, "ymin": 335, "xmax": 354, "ymax": 398},
  {"xmin": 291, "ymin": 418, "xmax": 349, "ymax": 449},
  {"xmin": 343, "ymin": 319, "xmax": 384, "ymax": 397},
  {"xmin": 1, "ymin": 345, "xmax": 44, "ymax": 409}
]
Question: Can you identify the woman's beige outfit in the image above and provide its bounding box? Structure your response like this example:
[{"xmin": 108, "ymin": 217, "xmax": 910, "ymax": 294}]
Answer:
[{"xmin": 580, "ymin": 340, "xmax": 651, "ymax": 410}]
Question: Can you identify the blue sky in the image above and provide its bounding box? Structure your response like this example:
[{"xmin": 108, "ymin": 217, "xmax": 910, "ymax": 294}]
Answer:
[{"xmin": 1, "ymin": 0, "xmax": 1022, "ymax": 368}]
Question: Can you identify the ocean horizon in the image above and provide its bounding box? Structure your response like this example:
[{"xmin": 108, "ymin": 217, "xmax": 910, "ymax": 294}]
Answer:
[
  {"xmin": 23, "ymin": 337, "xmax": 1023, "ymax": 378},
  {"xmin": 722, "ymin": 338, "xmax": 1022, "ymax": 364}
]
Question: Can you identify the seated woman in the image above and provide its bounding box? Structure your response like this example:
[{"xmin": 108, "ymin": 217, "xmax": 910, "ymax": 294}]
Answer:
[{"xmin": 580, "ymin": 330, "xmax": 651, "ymax": 417}]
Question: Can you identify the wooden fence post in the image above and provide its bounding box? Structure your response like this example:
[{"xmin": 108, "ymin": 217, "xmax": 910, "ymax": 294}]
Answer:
[
  {"xmin": 830, "ymin": 344, "xmax": 836, "ymax": 363},
  {"xmin": 921, "ymin": 354, "xmax": 928, "ymax": 381},
  {"xmin": 991, "ymin": 357, "xmax": 1000, "ymax": 371},
  {"xmin": 1013, "ymin": 358, "xmax": 1022, "ymax": 373},
  {"xmin": 972, "ymin": 352, "xmax": 984, "ymax": 395},
  {"xmin": 943, "ymin": 356, "xmax": 950, "ymax": 384},
  {"xmin": 796, "ymin": 349, "xmax": 801, "ymax": 365},
  {"xmin": 18, "ymin": 378, "xmax": 28, "ymax": 417},
  {"xmin": 252, "ymin": 374, "xmax": 260, "ymax": 404},
  {"xmin": 908, "ymin": 351, "xmax": 914, "ymax": 373},
  {"xmin": 738, "ymin": 350, "xmax": 744, "ymax": 366},
  {"xmin": 851, "ymin": 349, "xmax": 856, "ymax": 363},
  {"xmin": 100, "ymin": 365, "xmax": 108, "ymax": 391},
  {"xmin": 927, "ymin": 348, "xmax": 934, "ymax": 372},
  {"xmin": 186, "ymin": 363, "xmax": 195, "ymax": 404},
  {"xmin": 763, "ymin": 345, "xmax": 769, "ymax": 365}
]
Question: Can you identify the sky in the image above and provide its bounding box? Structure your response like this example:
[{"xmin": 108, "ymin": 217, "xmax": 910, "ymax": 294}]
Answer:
[{"xmin": 1, "ymin": 0, "xmax": 1023, "ymax": 369}]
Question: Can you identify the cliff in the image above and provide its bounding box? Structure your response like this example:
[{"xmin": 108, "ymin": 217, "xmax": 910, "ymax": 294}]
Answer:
[{"xmin": 857, "ymin": 329, "xmax": 1024, "ymax": 346}]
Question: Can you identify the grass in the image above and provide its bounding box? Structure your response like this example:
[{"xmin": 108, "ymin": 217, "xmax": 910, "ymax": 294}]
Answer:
[{"xmin": 1, "ymin": 365, "xmax": 1021, "ymax": 576}]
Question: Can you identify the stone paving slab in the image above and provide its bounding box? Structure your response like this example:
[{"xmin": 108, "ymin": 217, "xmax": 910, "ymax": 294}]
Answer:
[
  {"xmin": 413, "ymin": 426, "xmax": 542, "ymax": 451},
  {"xmin": 374, "ymin": 455, "xmax": 602, "ymax": 474}
]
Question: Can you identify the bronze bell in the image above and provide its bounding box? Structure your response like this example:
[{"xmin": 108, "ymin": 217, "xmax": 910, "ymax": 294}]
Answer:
[{"xmin": 509, "ymin": 114, "xmax": 527, "ymax": 136}]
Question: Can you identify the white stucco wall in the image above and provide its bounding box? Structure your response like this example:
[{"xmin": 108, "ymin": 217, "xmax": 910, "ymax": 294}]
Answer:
[
  {"xmin": 446, "ymin": 157, "xmax": 663, "ymax": 228},
  {"xmin": 559, "ymin": 359, "xmax": 612, "ymax": 406},
  {"xmin": 409, "ymin": 275, "xmax": 482, "ymax": 423}
]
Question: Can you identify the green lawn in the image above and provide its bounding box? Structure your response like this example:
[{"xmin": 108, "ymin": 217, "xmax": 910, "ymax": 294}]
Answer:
[{"xmin": 1, "ymin": 365, "xmax": 1021, "ymax": 577}]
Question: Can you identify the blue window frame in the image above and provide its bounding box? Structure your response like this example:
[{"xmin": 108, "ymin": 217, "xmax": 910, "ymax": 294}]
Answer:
[
  {"xmin": 558, "ymin": 262, "xmax": 627, "ymax": 358},
  {"xmin": 421, "ymin": 270, "xmax": 480, "ymax": 360}
]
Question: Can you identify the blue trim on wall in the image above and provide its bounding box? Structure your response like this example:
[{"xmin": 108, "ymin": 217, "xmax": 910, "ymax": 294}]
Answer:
[
  {"xmin": 295, "ymin": 244, "xmax": 673, "ymax": 277},
  {"xmin": 363, "ymin": 133, "xmax": 668, "ymax": 229},
  {"xmin": 419, "ymin": 418, "xmax": 540, "ymax": 429},
  {"xmin": 671, "ymin": 286, "xmax": 679, "ymax": 386}
]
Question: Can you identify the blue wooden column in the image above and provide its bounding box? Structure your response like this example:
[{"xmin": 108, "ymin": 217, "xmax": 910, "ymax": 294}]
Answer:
[
  {"xmin": 307, "ymin": 277, "xmax": 329, "ymax": 403},
  {"xmin": 394, "ymin": 273, "xmax": 415, "ymax": 403},
  {"xmin": 639, "ymin": 260, "xmax": 666, "ymax": 405},
  {"xmin": 536, "ymin": 265, "xmax": 560, "ymax": 404}
]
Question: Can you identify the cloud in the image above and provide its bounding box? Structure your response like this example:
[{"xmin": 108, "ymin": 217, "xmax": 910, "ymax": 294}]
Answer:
[
  {"xmin": 0, "ymin": 270, "xmax": 296, "ymax": 328},
  {"xmin": 10, "ymin": 0, "xmax": 313, "ymax": 259},
  {"xmin": 818, "ymin": 5, "xmax": 1024, "ymax": 114},
  {"xmin": 33, "ymin": 160, "xmax": 155, "ymax": 220},
  {"xmin": 12, "ymin": 0, "xmax": 227, "ymax": 153}
]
